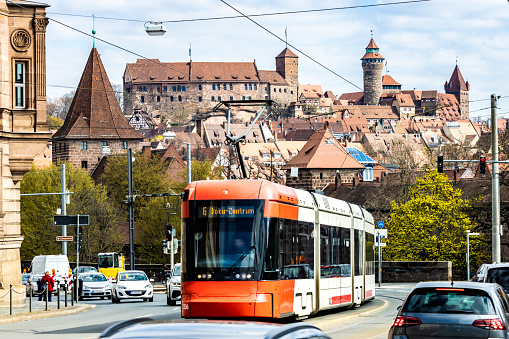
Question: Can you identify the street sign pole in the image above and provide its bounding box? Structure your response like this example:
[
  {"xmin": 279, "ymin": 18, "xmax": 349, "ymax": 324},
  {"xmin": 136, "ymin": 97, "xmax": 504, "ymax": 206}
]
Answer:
[
  {"xmin": 75, "ymin": 214, "xmax": 80, "ymax": 303},
  {"xmin": 378, "ymin": 241, "xmax": 381, "ymax": 287}
]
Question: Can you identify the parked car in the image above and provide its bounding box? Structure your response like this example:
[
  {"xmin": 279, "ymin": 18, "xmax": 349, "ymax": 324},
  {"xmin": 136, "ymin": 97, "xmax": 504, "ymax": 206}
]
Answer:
[
  {"xmin": 78, "ymin": 272, "xmax": 112, "ymax": 300},
  {"xmin": 22, "ymin": 273, "xmax": 37, "ymax": 296},
  {"xmin": 98, "ymin": 319, "xmax": 331, "ymax": 339},
  {"xmin": 73, "ymin": 266, "xmax": 97, "ymax": 274},
  {"xmin": 166, "ymin": 263, "xmax": 181, "ymax": 306},
  {"xmin": 388, "ymin": 281, "xmax": 509, "ymax": 339},
  {"xmin": 471, "ymin": 263, "xmax": 490, "ymax": 282},
  {"xmin": 484, "ymin": 262, "xmax": 509, "ymax": 293},
  {"xmin": 112, "ymin": 270, "xmax": 153, "ymax": 303}
]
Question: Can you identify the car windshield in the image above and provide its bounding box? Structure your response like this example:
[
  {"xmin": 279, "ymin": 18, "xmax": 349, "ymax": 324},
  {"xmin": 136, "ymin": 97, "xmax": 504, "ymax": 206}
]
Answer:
[
  {"xmin": 173, "ymin": 265, "xmax": 181, "ymax": 276},
  {"xmin": 81, "ymin": 267, "xmax": 96, "ymax": 273},
  {"xmin": 118, "ymin": 273, "xmax": 147, "ymax": 281},
  {"xmin": 403, "ymin": 288, "xmax": 496, "ymax": 314},
  {"xmin": 81, "ymin": 274, "xmax": 107, "ymax": 282},
  {"xmin": 486, "ymin": 268, "xmax": 509, "ymax": 291}
]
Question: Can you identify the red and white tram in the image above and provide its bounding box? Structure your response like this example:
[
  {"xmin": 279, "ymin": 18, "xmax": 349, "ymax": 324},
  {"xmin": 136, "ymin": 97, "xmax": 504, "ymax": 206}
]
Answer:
[{"xmin": 181, "ymin": 179, "xmax": 375, "ymax": 319}]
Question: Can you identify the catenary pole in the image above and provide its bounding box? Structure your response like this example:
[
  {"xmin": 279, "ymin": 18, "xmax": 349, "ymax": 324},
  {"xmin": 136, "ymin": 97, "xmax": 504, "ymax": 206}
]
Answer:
[
  {"xmin": 61, "ymin": 164, "xmax": 67, "ymax": 256},
  {"xmin": 187, "ymin": 143, "xmax": 191, "ymax": 185},
  {"xmin": 491, "ymin": 94, "xmax": 501, "ymax": 263}
]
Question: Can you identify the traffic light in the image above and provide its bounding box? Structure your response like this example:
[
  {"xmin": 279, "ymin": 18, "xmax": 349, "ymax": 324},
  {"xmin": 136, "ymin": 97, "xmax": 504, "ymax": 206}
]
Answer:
[
  {"xmin": 437, "ymin": 155, "xmax": 444, "ymax": 173},
  {"xmin": 480, "ymin": 156, "xmax": 486, "ymax": 175},
  {"xmin": 165, "ymin": 225, "xmax": 173, "ymax": 241},
  {"xmin": 162, "ymin": 240, "xmax": 168, "ymax": 254}
]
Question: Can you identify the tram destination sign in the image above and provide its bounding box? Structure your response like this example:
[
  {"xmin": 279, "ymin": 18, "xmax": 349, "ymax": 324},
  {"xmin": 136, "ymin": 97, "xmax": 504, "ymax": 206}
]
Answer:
[
  {"xmin": 53, "ymin": 215, "xmax": 89, "ymax": 226},
  {"xmin": 199, "ymin": 206, "xmax": 255, "ymax": 218}
]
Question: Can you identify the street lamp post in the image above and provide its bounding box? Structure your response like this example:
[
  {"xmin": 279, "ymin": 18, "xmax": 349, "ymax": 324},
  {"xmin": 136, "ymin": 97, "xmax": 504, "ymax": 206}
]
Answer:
[
  {"xmin": 128, "ymin": 148, "xmax": 135, "ymax": 271},
  {"xmin": 467, "ymin": 230, "xmax": 480, "ymax": 281}
]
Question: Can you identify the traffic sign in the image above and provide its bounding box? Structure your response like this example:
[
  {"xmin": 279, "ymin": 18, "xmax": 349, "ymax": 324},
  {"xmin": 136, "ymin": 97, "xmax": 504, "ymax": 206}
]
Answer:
[
  {"xmin": 378, "ymin": 221, "xmax": 385, "ymax": 228},
  {"xmin": 53, "ymin": 215, "xmax": 89, "ymax": 226},
  {"xmin": 56, "ymin": 236, "xmax": 73, "ymax": 241},
  {"xmin": 376, "ymin": 229, "xmax": 388, "ymax": 237}
]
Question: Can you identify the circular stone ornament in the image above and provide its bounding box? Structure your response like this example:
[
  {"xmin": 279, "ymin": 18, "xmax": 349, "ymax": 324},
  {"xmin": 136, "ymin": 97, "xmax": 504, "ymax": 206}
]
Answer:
[{"xmin": 11, "ymin": 29, "xmax": 31, "ymax": 52}]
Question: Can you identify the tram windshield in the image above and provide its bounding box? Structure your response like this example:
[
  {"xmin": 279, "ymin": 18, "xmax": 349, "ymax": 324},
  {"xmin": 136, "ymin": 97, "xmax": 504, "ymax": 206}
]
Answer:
[{"xmin": 186, "ymin": 200, "xmax": 264, "ymax": 277}]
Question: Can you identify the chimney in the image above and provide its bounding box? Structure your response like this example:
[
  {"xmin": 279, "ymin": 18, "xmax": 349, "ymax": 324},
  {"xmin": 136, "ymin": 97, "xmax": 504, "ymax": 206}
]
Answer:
[{"xmin": 142, "ymin": 145, "xmax": 151, "ymax": 157}]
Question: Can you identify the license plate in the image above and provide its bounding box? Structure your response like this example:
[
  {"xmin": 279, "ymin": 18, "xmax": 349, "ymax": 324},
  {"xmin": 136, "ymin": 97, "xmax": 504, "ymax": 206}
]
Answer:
[{"xmin": 130, "ymin": 291, "xmax": 142, "ymax": 295}]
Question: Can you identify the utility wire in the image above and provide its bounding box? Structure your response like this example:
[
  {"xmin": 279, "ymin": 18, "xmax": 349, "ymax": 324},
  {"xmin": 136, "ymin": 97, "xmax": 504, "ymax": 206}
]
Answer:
[
  {"xmin": 220, "ymin": 0, "xmax": 362, "ymax": 90},
  {"xmin": 47, "ymin": 1, "xmax": 432, "ymax": 24}
]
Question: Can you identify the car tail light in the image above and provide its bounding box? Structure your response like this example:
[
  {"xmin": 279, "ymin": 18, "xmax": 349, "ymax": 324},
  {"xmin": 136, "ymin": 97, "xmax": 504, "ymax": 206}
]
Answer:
[
  {"xmin": 472, "ymin": 319, "xmax": 506, "ymax": 330},
  {"xmin": 392, "ymin": 316, "xmax": 422, "ymax": 327}
]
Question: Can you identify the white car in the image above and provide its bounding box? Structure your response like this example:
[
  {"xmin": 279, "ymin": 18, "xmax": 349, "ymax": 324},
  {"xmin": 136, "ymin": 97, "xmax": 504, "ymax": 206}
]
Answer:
[
  {"xmin": 112, "ymin": 270, "xmax": 153, "ymax": 303},
  {"xmin": 166, "ymin": 263, "xmax": 181, "ymax": 306},
  {"xmin": 78, "ymin": 272, "xmax": 112, "ymax": 300}
]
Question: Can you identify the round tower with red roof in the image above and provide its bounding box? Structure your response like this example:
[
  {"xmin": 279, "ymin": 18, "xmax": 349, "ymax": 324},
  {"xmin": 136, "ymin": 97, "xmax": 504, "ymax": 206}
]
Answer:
[{"xmin": 361, "ymin": 37, "xmax": 384, "ymax": 105}]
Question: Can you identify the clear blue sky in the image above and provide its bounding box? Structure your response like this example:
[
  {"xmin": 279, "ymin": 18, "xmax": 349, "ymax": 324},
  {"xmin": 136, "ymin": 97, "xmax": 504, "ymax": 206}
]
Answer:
[{"xmin": 43, "ymin": 0, "xmax": 509, "ymax": 120}]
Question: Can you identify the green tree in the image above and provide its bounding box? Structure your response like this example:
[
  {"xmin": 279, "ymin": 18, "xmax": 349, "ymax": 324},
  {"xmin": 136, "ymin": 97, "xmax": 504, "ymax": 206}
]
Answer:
[
  {"xmin": 20, "ymin": 163, "xmax": 123, "ymax": 262},
  {"xmin": 384, "ymin": 171, "xmax": 482, "ymax": 268}
]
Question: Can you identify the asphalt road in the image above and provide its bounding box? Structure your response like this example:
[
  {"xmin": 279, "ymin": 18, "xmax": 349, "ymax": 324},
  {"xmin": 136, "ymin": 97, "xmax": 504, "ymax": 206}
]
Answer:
[{"xmin": 0, "ymin": 283, "xmax": 416, "ymax": 339}]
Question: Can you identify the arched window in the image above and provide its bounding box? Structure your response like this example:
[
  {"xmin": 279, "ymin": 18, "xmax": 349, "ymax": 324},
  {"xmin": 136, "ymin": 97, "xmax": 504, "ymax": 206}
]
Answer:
[
  {"xmin": 178, "ymin": 95, "xmax": 182, "ymax": 102},
  {"xmin": 177, "ymin": 85, "xmax": 181, "ymax": 91},
  {"xmin": 141, "ymin": 96, "xmax": 145, "ymax": 103}
]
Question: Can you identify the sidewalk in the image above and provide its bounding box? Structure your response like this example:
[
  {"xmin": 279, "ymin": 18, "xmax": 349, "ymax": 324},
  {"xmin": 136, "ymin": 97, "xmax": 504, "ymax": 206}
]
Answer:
[{"xmin": 0, "ymin": 296, "xmax": 94, "ymax": 324}]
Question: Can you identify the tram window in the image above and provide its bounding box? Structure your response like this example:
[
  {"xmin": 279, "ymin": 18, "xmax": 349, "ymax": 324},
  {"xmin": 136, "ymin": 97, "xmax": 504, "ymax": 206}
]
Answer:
[
  {"xmin": 354, "ymin": 229, "xmax": 363, "ymax": 276},
  {"xmin": 279, "ymin": 219, "xmax": 313, "ymax": 279},
  {"xmin": 365, "ymin": 232, "xmax": 375, "ymax": 276},
  {"xmin": 262, "ymin": 219, "xmax": 279, "ymax": 280}
]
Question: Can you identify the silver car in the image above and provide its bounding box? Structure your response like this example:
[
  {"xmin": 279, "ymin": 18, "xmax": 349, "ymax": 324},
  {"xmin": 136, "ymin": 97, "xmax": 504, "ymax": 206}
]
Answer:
[
  {"xmin": 166, "ymin": 263, "xmax": 181, "ymax": 306},
  {"xmin": 99, "ymin": 319, "xmax": 330, "ymax": 339},
  {"xmin": 78, "ymin": 272, "xmax": 112, "ymax": 300},
  {"xmin": 389, "ymin": 281, "xmax": 509, "ymax": 339}
]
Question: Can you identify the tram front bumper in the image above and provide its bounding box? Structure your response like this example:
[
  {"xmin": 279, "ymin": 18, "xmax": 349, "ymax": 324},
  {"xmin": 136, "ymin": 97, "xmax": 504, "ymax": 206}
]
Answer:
[{"xmin": 182, "ymin": 293, "xmax": 273, "ymax": 318}]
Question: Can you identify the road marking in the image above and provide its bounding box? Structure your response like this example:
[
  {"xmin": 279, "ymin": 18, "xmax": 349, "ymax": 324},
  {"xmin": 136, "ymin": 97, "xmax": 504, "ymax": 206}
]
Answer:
[
  {"xmin": 325, "ymin": 308, "xmax": 397, "ymax": 334},
  {"xmin": 134, "ymin": 314, "xmax": 154, "ymax": 318},
  {"xmin": 311, "ymin": 298, "xmax": 389, "ymax": 329}
]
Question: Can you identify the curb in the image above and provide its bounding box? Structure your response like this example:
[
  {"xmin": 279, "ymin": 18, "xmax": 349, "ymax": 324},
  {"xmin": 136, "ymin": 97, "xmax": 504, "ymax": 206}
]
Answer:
[{"xmin": 0, "ymin": 303, "xmax": 95, "ymax": 324}]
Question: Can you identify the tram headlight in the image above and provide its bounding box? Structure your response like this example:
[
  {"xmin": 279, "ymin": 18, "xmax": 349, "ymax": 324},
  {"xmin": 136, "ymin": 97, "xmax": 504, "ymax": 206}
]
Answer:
[
  {"xmin": 241, "ymin": 274, "xmax": 246, "ymax": 279},
  {"xmin": 235, "ymin": 274, "xmax": 240, "ymax": 279},
  {"xmin": 247, "ymin": 274, "xmax": 252, "ymax": 279},
  {"xmin": 207, "ymin": 274, "xmax": 212, "ymax": 279},
  {"xmin": 197, "ymin": 274, "xmax": 202, "ymax": 279}
]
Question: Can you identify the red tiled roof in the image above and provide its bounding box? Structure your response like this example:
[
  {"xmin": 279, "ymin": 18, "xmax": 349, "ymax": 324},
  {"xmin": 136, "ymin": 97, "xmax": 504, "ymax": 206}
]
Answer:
[
  {"xmin": 276, "ymin": 48, "xmax": 298, "ymax": 58},
  {"xmin": 446, "ymin": 65, "xmax": 468, "ymax": 91},
  {"xmin": 52, "ymin": 48, "xmax": 143, "ymax": 141},
  {"xmin": 258, "ymin": 70, "xmax": 288, "ymax": 85},
  {"xmin": 284, "ymin": 129, "xmax": 364, "ymax": 169},
  {"xmin": 126, "ymin": 60, "xmax": 261, "ymax": 83},
  {"xmin": 361, "ymin": 52, "xmax": 384, "ymax": 60},
  {"xmin": 366, "ymin": 38, "xmax": 379, "ymax": 49},
  {"xmin": 382, "ymin": 75, "xmax": 401, "ymax": 86}
]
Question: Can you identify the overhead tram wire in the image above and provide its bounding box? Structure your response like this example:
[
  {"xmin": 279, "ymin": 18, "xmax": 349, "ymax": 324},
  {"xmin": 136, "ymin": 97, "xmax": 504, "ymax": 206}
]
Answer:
[
  {"xmin": 46, "ymin": 0, "xmax": 432, "ymax": 24},
  {"xmin": 219, "ymin": 0, "xmax": 361, "ymax": 91}
]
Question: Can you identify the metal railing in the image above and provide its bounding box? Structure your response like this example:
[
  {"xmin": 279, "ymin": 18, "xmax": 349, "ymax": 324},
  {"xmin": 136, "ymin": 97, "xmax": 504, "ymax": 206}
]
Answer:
[{"xmin": 3, "ymin": 279, "xmax": 78, "ymax": 316}]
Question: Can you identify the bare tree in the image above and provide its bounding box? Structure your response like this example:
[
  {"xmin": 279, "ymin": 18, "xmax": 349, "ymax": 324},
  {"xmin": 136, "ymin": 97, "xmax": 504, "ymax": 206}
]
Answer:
[
  {"xmin": 47, "ymin": 91, "xmax": 75, "ymax": 119},
  {"xmin": 112, "ymin": 84, "xmax": 124, "ymax": 113}
]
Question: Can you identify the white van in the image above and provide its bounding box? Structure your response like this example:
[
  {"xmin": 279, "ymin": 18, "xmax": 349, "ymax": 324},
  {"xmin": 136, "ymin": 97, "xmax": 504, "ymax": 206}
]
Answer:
[{"xmin": 30, "ymin": 255, "xmax": 70, "ymax": 288}]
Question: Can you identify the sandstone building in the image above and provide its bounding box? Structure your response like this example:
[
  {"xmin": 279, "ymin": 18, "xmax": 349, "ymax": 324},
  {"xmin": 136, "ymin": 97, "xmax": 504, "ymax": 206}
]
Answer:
[
  {"xmin": 0, "ymin": 0, "xmax": 52, "ymax": 306},
  {"xmin": 51, "ymin": 48, "xmax": 143, "ymax": 174},
  {"xmin": 122, "ymin": 48, "xmax": 299, "ymax": 118}
]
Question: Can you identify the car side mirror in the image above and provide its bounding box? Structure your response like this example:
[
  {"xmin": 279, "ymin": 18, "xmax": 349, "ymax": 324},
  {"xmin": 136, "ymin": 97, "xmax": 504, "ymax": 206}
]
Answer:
[{"xmin": 397, "ymin": 305, "xmax": 402, "ymax": 311}]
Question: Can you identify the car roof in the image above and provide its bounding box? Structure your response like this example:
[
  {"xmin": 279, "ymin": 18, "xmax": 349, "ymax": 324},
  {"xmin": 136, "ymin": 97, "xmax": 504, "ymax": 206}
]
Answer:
[
  {"xmin": 99, "ymin": 319, "xmax": 327, "ymax": 339},
  {"xmin": 487, "ymin": 263, "xmax": 509, "ymax": 269},
  {"xmin": 79, "ymin": 272, "xmax": 105, "ymax": 276},
  {"xmin": 119, "ymin": 270, "xmax": 146, "ymax": 274},
  {"xmin": 413, "ymin": 281, "xmax": 500, "ymax": 291}
]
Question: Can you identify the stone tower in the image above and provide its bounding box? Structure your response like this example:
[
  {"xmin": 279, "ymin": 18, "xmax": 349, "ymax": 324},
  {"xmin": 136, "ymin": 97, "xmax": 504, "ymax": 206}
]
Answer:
[
  {"xmin": 276, "ymin": 47, "xmax": 299, "ymax": 88},
  {"xmin": 50, "ymin": 48, "xmax": 143, "ymax": 174},
  {"xmin": 445, "ymin": 65, "xmax": 469, "ymax": 119},
  {"xmin": 361, "ymin": 38, "xmax": 384, "ymax": 106}
]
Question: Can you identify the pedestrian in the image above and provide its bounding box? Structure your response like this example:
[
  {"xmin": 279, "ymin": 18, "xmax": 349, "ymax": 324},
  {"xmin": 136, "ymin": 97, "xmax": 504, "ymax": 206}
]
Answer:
[{"xmin": 40, "ymin": 271, "xmax": 55, "ymax": 302}]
